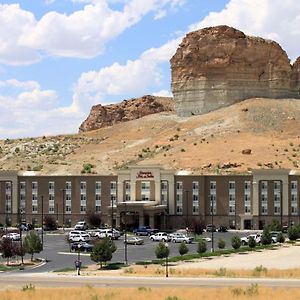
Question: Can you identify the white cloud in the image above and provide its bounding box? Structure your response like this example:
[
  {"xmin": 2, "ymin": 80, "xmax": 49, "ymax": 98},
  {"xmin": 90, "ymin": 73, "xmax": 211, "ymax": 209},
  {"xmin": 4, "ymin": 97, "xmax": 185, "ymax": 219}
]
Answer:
[
  {"xmin": 190, "ymin": 0, "xmax": 300, "ymax": 61},
  {"xmin": 72, "ymin": 37, "xmax": 180, "ymax": 111},
  {"xmin": 0, "ymin": 79, "xmax": 84, "ymax": 138},
  {"xmin": 153, "ymin": 90, "xmax": 173, "ymax": 97},
  {"xmin": 0, "ymin": 0, "xmax": 186, "ymax": 65}
]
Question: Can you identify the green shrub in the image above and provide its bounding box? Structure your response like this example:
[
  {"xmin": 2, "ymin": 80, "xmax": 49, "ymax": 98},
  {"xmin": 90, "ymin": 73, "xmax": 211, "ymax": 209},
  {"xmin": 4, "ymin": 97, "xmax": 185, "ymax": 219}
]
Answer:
[
  {"xmin": 218, "ymin": 238, "xmax": 225, "ymax": 249},
  {"xmin": 276, "ymin": 232, "xmax": 285, "ymax": 243},
  {"xmin": 261, "ymin": 227, "xmax": 272, "ymax": 245},
  {"xmin": 268, "ymin": 219, "xmax": 282, "ymax": 232},
  {"xmin": 248, "ymin": 236, "xmax": 256, "ymax": 248},
  {"xmin": 155, "ymin": 242, "xmax": 170, "ymax": 260},
  {"xmin": 288, "ymin": 226, "xmax": 298, "ymax": 241},
  {"xmin": 231, "ymin": 235, "xmax": 241, "ymax": 250},
  {"xmin": 178, "ymin": 242, "xmax": 189, "ymax": 256},
  {"xmin": 197, "ymin": 239, "xmax": 207, "ymax": 254}
]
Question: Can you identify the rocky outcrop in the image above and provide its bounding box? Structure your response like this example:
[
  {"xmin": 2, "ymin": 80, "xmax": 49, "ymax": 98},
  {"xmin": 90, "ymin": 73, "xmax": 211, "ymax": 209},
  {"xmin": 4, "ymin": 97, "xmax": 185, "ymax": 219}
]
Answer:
[
  {"xmin": 171, "ymin": 25, "xmax": 300, "ymax": 117},
  {"xmin": 79, "ymin": 95, "xmax": 174, "ymax": 132}
]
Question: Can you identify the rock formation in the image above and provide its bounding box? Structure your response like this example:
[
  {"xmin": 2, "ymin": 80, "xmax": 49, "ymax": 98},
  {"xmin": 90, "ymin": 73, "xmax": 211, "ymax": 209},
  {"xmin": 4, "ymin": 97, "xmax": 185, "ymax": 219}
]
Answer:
[
  {"xmin": 171, "ymin": 25, "xmax": 300, "ymax": 117},
  {"xmin": 79, "ymin": 95, "xmax": 174, "ymax": 132}
]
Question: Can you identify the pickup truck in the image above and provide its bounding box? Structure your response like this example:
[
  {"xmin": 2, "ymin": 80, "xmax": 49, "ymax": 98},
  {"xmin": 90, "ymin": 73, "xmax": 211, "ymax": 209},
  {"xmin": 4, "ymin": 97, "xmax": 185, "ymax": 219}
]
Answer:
[
  {"xmin": 133, "ymin": 226, "xmax": 158, "ymax": 236},
  {"xmin": 150, "ymin": 232, "xmax": 171, "ymax": 242}
]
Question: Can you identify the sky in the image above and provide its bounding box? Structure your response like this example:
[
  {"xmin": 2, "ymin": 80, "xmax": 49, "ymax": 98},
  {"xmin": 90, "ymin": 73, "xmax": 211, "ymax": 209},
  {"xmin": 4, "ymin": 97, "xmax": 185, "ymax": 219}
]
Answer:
[{"xmin": 1, "ymin": 0, "xmax": 300, "ymax": 139}]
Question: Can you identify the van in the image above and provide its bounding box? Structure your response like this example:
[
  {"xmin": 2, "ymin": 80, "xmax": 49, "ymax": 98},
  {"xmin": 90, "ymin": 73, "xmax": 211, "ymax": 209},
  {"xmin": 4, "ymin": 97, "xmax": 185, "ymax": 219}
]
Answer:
[{"xmin": 74, "ymin": 221, "xmax": 87, "ymax": 231}]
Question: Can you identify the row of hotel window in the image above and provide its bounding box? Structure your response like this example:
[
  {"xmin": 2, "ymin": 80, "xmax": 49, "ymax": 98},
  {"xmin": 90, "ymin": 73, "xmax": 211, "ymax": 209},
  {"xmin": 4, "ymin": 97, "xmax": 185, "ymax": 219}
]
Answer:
[{"xmin": 2, "ymin": 180, "xmax": 299, "ymax": 215}]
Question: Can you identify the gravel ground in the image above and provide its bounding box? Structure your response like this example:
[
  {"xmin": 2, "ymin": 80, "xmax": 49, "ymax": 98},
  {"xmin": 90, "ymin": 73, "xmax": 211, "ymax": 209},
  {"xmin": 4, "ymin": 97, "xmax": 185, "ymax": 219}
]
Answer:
[{"xmin": 174, "ymin": 244, "xmax": 300, "ymax": 270}]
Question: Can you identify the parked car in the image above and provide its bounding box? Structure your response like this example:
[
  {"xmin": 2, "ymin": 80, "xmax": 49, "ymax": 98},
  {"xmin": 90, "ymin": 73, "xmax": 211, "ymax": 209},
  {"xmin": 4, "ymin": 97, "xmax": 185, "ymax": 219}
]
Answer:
[
  {"xmin": 18, "ymin": 222, "xmax": 34, "ymax": 231},
  {"xmin": 150, "ymin": 232, "xmax": 171, "ymax": 242},
  {"xmin": 206, "ymin": 224, "xmax": 216, "ymax": 232},
  {"xmin": 71, "ymin": 241, "xmax": 94, "ymax": 252},
  {"xmin": 241, "ymin": 233, "xmax": 261, "ymax": 246},
  {"xmin": 97, "ymin": 228, "xmax": 121, "ymax": 240},
  {"xmin": 200, "ymin": 236, "xmax": 212, "ymax": 242},
  {"xmin": 282, "ymin": 225, "xmax": 289, "ymax": 233},
  {"xmin": 217, "ymin": 225, "xmax": 228, "ymax": 232},
  {"xmin": 170, "ymin": 233, "xmax": 193, "ymax": 243},
  {"xmin": 74, "ymin": 221, "xmax": 87, "ymax": 231},
  {"xmin": 2, "ymin": 232, "xmax": 20, "ymax": 241},
  {"xmin": 124, "ymin": 236, "xmax": 144, "ymax": 245},
  {"xmin": 270, "ymin": 231, "xmax": 281, "ymax": 243},
  {"xmin": 68, "ymin": 230, "xmax": 91, "ymax": 242},
  {"xmin": 133, "ymin": 226, "xmax": 158, "ymax": 236}
]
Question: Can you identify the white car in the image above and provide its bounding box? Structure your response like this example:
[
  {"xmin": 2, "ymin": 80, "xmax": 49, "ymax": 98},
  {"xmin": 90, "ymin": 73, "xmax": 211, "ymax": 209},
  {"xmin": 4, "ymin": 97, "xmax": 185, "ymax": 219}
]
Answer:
[
  {"xmin": 68, "ymin": 230, "xmax": 91, "ymax": 242},
  {"xmin": 170, "ymin": 233, "xmax": 193, "ymax": 243},
  {"xmin": 97, "ymin": 229, "xmax": 121, "ymax": 240},
  {"xmin": 74, "ymin": 221, "xmax": 87, "ymax": 231},
  {"xmin": 150, "ymin": 232, "xmax": 171, "ymax": 242},
  {"xmin": 2, "ymin": 232, "xmax": 20, "ymax": 241},
  {"xmin": 241, "ymin": 233, "xmax": 261, "ymax": 245}
]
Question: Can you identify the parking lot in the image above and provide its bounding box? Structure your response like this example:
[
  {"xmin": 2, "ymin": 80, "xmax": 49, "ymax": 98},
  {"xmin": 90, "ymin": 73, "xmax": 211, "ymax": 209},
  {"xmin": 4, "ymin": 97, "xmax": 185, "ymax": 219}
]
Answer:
[{"xmin": 0, "ymin": 229, "xmax": 254, "ymax": 273}]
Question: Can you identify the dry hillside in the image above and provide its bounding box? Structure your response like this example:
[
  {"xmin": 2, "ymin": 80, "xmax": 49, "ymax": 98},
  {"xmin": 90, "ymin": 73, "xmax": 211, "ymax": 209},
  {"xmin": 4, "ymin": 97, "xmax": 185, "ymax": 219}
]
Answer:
[{"xmin": 1, "ymin": 98, "xmax": 300, "ymax": 175}]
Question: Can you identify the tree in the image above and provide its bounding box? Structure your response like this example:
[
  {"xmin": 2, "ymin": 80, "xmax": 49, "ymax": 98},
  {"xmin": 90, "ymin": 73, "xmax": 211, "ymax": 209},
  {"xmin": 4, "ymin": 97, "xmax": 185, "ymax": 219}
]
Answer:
[
  {"xmin": 218, "ymin": 238, "xmax": 225, "ymax": 249},
  {"xmin": 90, "ymin": 237, "xmax": 117, "ymax": 268},
  {"xmin": 268, "ymin": 219, "xmax": 282, "ymax": 232},
  {"xmin": 248, "ymin": 236, "xmax": 256, "ymax": 248},
  {"xmin": 261, "ymin": 227, "xmax": 272, "ymax": 245},
  {"xmin": 0, "ymin": 237, "xmax": 14, "ymax": 265},
  {"xmin": 155, "ymin": 242, "xmax": 170, "ymax": 261},
  {"xmin": 43, "ymin": 215, "xmax": 57, "ymax": 230},
  {"xmin": 24, "ymin": 231, "xmax": 43, "ymax": 261},
  {"xmin": 276, "ymin": 232, "xmax": 285, "ymax": 243},
  {"xmin": 197, "ymin": 239, "xmax": 207, "ymax": 254},
  {"xmin": 87, "ymin": 212, "xmax": 102, "ymax": 228},
  {"xmin": 178, "ymin": 242, "xmax": 189, "ymax": 256},
  {"xmin": 231, "ymin": 235, "xmax": 241, "ymax": 250},
  {"xmin": 288, "ymin": 226, "xmax": 298, "ymax": 241},
  {"xmin": 191, "ymin": 219, "xmax": 205, "ymax": 235}
]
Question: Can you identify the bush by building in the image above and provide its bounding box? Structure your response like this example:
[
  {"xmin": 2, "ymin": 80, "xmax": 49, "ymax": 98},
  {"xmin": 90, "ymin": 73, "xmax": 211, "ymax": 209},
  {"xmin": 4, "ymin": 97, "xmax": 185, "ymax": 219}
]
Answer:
[
  {"xmin": 197, "ymin": 239, "xmax": 207, "ymax": 254},
  {"xmin": 231, "ymin": 235, "xmax": 241, "ymax": 250}
]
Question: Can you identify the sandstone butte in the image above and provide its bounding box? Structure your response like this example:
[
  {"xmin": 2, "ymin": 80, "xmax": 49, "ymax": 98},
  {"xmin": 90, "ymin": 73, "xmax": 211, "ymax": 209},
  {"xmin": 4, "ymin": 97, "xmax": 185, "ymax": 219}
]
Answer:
[
  {"xmin": 79, "ymin": 95, "xmax": 174, "ymax": 132},
  {"xmin": 171, "ymin": 25, "xmax": 300, "ymax": 117}
]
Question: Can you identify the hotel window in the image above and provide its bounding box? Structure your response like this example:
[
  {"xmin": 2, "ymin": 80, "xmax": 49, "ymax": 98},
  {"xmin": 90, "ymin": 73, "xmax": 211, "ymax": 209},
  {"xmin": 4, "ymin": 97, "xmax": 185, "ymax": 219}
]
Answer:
[
  {"xmin": 291, "ymin": 181, "xmax": 298, "ymax": 215},
  {"xmin": 125, "ymin": 181, "xmax": 131, "ymax": 201},
  {"xmin": 176, "ymin": 181, "xmax": 183, "ymax": 215},
  {"xmin": 274, "ymin": 181, "xmax": 281, "ymax": 215},
  {"xmin": 48, "ymin": 181, "xmax": 55, "ymax": 214},
  {"xmin": 228, "ymin": 181, "xmax": 235, "ymax": 215},
  {"xmin": 110, "ymin": 181, "xmax": 117, "ymax": 205},
  {"xmin": 65, "ymin": 181, "xmax": 71, "ymax": 213},
  {"xmin": 260, "ymin": 181, "xmax": 268, "ymax": 215},
  {"xmin": 20, "ymin": 181, "xmax": 26, "ymax": 212},
  {"xmin": 32, "ymin": 181, "xmax": 38, "ymax": 214},
  {"xmin": 210, "ymin": 181, "xmax": 217, "ymax": 214},
  {"xmin": 261, "ymin": 181, "xmax": 268, "ymax": 191},
  {"xmin": 141, "ymin": 181, "xmax": 150, "ymax": 201},
  {"xmin": 95, "ymin": 181, "xmax": 101, "ymax": 212},
  {"xmin": 5, "ymin": 182, "xmax": 12, "ymax": 214},
  {"xmin": 161, "ymin": 181, "xmax": 168, "ymax": 206},
  {"xmin": 244, "ymin": 181, "xmax": 251, "ymax": 214},
  {"xmin": 80, "ymin": 181, "xmax": 87, "ymax": 214},
  {"xmin": 192, "ymin": 181, "xmax": 199, "ymax": 215}
]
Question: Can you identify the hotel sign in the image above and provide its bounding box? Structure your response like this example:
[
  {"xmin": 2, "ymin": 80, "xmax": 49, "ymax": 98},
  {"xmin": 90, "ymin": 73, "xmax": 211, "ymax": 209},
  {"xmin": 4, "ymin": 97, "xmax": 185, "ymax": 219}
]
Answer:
[{"xmin": 136, "ymin": 171, "xmax": 154, "ymax": 179}]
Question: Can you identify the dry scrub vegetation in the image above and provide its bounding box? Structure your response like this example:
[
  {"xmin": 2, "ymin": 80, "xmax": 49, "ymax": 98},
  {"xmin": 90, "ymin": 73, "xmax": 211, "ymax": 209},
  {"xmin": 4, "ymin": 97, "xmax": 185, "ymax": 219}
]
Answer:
[
  {"xmin": 2, "ymin": 98, "xmax": 300, "ymax": 175},
  {"xmin": 1, "ymin": 286, "xmax": 300, "ymax": 300}
]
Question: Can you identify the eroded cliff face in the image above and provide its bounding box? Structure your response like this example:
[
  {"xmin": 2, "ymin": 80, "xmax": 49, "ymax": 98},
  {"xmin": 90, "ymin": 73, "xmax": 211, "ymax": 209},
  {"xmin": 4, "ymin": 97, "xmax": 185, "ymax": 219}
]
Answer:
[
  {"xmin": 79, "ymin": 95, "xmax": 174, "ymax": 132},
  {"xmin": 171, "ymin": 25, "xmax": 300, "ymax": 117}
]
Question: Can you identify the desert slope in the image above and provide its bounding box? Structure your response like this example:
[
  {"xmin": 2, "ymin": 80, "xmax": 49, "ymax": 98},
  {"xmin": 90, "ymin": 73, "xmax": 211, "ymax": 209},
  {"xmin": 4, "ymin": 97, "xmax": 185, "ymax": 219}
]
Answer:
[{"xmin": 1, "ymin": 98, "xmax": 300, "ymax": 175}]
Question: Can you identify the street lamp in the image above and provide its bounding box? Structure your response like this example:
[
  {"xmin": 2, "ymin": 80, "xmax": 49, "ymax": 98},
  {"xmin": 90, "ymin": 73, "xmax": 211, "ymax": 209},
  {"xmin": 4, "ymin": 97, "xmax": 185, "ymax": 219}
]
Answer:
[
  {"xmin": 77, "ymin": 244, "xmax": 81, "ymax": 275},
  {"xmin": 41, "ymin": 195, "xmax": 44, "ymax": 249},
  {"xmin": 185, "ymin": 190, "xmax": 189, "ymax": 231},
  {"xmin": 19, "ymin": 208, "xmax": 24, "ymax": 268},
  {"xmin": 61, "ymin": 189, "xmax": 66, "ymax": 232},
  {"xmin": 111, "ymin": 195, "xmax": 114, "ymax": 240},
  {"xmin": 124, "ymin": 202, "xmax": 128, "ymax": 265},
  {"xmin": 165, "ymin": 243, "xmax": 169, "ymax": 278},
  {"xmin": 210, "ymin": 195, "xmax": 214, "ymax": 252}
]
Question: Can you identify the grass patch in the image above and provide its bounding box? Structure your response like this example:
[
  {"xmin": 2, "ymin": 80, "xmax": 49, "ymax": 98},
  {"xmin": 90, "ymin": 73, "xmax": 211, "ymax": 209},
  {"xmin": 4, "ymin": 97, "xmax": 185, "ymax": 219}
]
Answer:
[
  {"xmin": 53, "ymin": 265, "xmax": 88, "ymax": 273},
  {"xmin": 102, "ymin": 262, "xmax": 127, "ymax": 270}
]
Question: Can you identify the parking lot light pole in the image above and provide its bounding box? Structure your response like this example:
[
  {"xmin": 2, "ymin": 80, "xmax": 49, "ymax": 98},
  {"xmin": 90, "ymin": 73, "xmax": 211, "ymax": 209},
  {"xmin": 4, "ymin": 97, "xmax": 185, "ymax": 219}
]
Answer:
[
  {"xmin": 165, "ymin": 243, "xmax": 169, "ymax": 278},
  {"xmin": 61, "ymin": 189, "xmax": 65, "ymax": 232},
  {"xmin": 77, "ymin": 244, "xmax": 81, "ymax": 275},
  {"xmin": 41, "ymin": 195, "xmax": 44, "ymax": 248},
  {"xmin": 211, "ymin": 195, "xmax": 214, "ymax": 252},
  {"xmin": 124, "ymin": 202, "xmax": 128, "ymax": 265},
  {"xmin": 19, "ymin": 209, "xmax": 24, "ymax": 268}
]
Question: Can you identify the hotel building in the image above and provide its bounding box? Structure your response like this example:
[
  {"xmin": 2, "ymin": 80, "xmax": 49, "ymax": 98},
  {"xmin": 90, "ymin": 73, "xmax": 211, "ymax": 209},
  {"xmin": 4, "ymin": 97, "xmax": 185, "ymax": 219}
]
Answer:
[{"xmin": 0, "ymin": 166, "xmax": 299, "ymax": 230}]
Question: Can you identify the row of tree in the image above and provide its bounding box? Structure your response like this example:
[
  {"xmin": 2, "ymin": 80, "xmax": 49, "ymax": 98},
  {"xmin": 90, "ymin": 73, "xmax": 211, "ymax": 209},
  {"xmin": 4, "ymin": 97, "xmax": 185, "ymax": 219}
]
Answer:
[{"xmin": 0, "ymin": 232, "xmax": 42, "ymax": 265}]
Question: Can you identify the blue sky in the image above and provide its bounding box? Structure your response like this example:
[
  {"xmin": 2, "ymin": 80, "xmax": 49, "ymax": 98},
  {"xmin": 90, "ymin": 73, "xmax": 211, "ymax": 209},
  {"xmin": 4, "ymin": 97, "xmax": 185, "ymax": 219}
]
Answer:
[{"xmin": 0, "ymin": 0, "xmax": 300, "ymax": 139}]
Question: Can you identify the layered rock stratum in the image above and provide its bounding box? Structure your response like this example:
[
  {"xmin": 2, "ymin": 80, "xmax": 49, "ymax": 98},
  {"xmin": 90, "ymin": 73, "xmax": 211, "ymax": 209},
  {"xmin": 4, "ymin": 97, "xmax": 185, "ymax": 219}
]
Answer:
[
  {"xmin": 79, "ymin": 95, "xmax": 174, "ymax": 132},
  {"xmin": 171, "ymin": 25, "xmax": 300, "ymax": 117}
]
